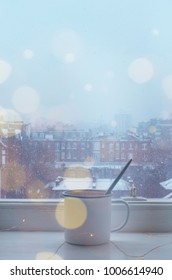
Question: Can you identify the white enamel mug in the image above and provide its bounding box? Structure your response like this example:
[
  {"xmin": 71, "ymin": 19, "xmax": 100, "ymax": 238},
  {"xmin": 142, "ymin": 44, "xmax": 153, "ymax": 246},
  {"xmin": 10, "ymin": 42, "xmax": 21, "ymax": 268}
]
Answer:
[{"xmin": 63, "ymin": 189, "xmax": 129, "ymax": 245}]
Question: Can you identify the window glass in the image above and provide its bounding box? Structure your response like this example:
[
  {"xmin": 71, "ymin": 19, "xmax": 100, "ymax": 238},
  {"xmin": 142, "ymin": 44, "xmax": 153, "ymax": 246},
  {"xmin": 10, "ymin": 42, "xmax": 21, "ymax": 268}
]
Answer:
[{"xmin": 0, "ymin": 0, "xmax": 172, "ymax": 199}]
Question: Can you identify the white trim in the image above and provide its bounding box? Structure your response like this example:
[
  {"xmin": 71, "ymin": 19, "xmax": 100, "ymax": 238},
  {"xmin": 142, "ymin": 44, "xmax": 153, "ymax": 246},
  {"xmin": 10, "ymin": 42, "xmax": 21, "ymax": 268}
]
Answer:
[{"xmin": 1, "ymin": 199, "xmax": 172, "ymax": 232}]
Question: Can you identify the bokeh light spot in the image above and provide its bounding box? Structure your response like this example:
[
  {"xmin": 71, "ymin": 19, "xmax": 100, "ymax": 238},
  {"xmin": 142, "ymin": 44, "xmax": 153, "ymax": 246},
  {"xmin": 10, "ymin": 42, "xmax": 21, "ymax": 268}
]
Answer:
[
  {"xmin": 23, "ymin": 49, "xmax": 34, "ymax": 59},
  {"xmin": 36, "ymin": 251, "xmax": 63, "ymax": 260},
  {"xmin": 12, "ymin": 86, "xmax": 40, "ymax": 114},
  {"xmin": 55, "ymin": 202, "xmax": 64, "ymax": 227},
  {"xmin": 148, "ymin": 125, "xmax": 157, "ymax": 134},
  {"xmin": 0, "ymin": 107, "xmax": 22, "ymax": 137},
  {"xmin": 64, "ymin": 166, "xmax": 91, "ymax": 178},
  {"xmin": 52, "ymin": 29, "xmax": 81, "ymax": 62},
  {"xmin": 128, "ymin": 57, "xmax": 154, "ymax": 84},
  {"xmin": 151, "ymin": 28, "xmax": 160, "ymax": 37},
  {"xmin": 63, "ymin": 166, "xmax": 92, "ymax": 189},
  {"xmin": 84, "ymin": 83, "xmax": 93, "ymax": 92},
  {"xmin": 26, "ymin": 180, "xmax": 48, "ymax": 199},
  {"xmin": 0, "ymin": 60, "xmax": 12, "ymax": 84},
  {"xmin": 64, "ymin": 52, "xmax": 76, "ymax": 63},
  {"xmin": 56, "ymin": 198, "xmax": 87, "ymax": 229}
]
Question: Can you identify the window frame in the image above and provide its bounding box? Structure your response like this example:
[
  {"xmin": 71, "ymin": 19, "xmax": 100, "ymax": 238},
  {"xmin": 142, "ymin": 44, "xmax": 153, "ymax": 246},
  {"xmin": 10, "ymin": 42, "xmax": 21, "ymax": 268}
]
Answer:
[{"xmin": 1, "ymin": 198, "xmax": 172, "ymax": 233}]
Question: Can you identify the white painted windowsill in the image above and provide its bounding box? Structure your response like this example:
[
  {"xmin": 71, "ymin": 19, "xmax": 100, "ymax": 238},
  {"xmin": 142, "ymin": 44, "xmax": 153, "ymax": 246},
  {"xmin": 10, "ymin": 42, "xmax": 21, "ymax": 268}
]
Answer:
[
  {"xmin": 1, "ymin": 199, "xmax": 172, "ymax": 259},
  {"xmin": 1, "ymin": 198, "xmax": 172, "ymax": 232}
]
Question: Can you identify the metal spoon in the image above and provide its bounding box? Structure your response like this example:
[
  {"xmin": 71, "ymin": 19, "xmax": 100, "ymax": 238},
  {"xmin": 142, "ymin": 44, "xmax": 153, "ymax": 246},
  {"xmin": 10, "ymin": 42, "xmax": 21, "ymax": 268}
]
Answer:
[{"xmin": 105, "ymin": 159, "xmax": 132, "ymax": 194}]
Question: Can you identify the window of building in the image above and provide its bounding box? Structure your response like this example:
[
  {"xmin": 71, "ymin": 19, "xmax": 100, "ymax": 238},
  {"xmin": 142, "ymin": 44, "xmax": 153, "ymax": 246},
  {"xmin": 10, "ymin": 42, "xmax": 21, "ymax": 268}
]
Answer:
[
  {"xmin": 31, "ymin": 132, "xmax": 38, "ymax": 139},
  {"xmin": 129, "ymin": 143, "xmax": 133, "ymax": 150},
  {"xmin": 142, "ymin": 143, "xmax": 147, "ymax": 150},
  {"xmin": 93, "ymin": 142, "xmax": 100, "ymax": 150},
  {"xmin": 61, "ymin": 142, "xmax": 66, "ymax": 149},
  {"xmin": 0, "ymin": 0, "xmax": 171, "ymax": 203},
  {"xmin": 81, "ymin": 142, "xmax": 85, "ymax": 149},
  {"xmin": 115, "ymin": 143, "xmax": 120, "ymax": 150},
  {"xmin": 2, "ymin": 3, "xmax": 172, "ymax": 264},
  {"xmin": 121, "ymin": 143, "xmax": 125, "ymax": 150},
  {"xmin": 72, "ymin": 142, "xmax": 77, "ymax": 149}
]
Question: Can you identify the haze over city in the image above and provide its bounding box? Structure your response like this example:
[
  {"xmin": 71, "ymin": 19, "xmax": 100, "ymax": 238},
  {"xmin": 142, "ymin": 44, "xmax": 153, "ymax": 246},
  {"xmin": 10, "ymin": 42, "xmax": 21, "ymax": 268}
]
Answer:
[{"xmin": 1, "ymin": 0, "xmax": 172, "ymax": 127}]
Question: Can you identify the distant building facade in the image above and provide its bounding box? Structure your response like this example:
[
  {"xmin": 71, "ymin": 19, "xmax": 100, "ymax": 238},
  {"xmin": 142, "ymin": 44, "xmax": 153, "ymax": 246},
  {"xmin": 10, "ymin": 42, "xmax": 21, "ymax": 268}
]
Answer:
[
  {"xmin": 138, "ymin": 118, "xmax": 172, "ymax": 141},
  {"xmin": 29, "ymin": 132, "xmax": 153, "ymax": 167},
  {"xmin": 2, "ymin": 118, "xmax": 172, "ymax": 170}
]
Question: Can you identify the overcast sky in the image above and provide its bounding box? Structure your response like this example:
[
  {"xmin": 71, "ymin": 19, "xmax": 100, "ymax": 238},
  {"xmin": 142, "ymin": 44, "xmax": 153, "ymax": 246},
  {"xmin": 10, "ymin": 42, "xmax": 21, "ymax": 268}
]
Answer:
[{"xmin": 1, "ymin": 0, "xmax": 172, "ymax": 127}]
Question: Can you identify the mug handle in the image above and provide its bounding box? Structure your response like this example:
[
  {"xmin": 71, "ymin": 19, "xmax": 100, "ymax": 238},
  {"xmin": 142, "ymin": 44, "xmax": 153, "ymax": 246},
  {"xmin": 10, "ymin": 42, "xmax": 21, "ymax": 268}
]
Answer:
[{"xmin": 111, "ymin": 200, "xmax": 130, "ymax": 232}]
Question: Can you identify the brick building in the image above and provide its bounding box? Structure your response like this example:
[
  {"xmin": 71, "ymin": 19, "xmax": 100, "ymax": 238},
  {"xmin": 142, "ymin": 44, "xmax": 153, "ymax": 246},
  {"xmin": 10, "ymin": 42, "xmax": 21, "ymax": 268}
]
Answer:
[{"xmin": 27, "ymin": 136, "xmax": 153, "ymax": 167}]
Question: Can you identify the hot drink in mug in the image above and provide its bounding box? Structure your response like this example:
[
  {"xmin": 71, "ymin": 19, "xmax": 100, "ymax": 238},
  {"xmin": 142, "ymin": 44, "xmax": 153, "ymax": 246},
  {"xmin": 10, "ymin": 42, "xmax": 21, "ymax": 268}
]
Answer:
[{"xmin": 63, "ymin": 189, "xmax": 130, "ymax": 245}]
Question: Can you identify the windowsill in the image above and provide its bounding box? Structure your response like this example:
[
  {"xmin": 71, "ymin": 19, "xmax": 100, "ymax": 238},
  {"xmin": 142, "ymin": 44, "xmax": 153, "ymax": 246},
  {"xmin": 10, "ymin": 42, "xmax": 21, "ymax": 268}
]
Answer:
[
  {"xmin": 1, "ymin": 198, "xmax": 172, "ymax": 232},
  {"xmin": 1, "ymin": 199, "xmax": 172, "ymax": 259},
  {"xmin": 1, "ymin": 231, "xmax": 172, "ymax": 260}
]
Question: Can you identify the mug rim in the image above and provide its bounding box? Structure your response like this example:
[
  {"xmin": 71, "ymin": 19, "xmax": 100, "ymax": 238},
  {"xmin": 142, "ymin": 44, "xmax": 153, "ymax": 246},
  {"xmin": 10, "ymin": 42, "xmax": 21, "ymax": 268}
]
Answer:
[{"xmin": 63, "ymin": 189, "xmax": 112, "ymax": 198}]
